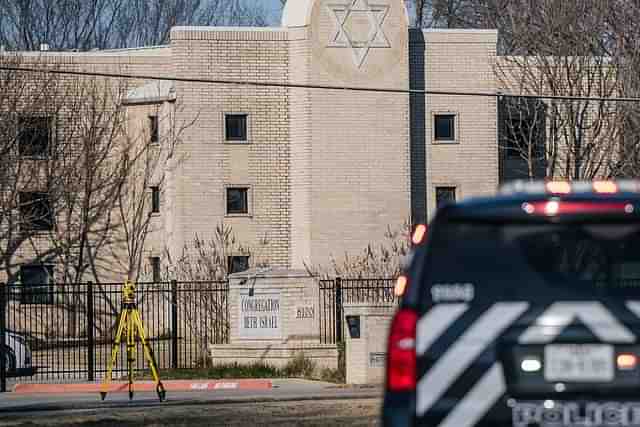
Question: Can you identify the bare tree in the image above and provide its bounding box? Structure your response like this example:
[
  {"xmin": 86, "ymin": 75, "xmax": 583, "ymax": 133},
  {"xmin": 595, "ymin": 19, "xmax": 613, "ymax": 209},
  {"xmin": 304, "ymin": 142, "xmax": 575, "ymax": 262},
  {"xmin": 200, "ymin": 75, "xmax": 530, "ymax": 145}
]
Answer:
[
  {"xmin": 0, "ymin": 0, "xmax": 270, "ymax": 51},
  {"xmin": 495, "ymin": 1, "xmax": 634, "ymax": 180},
  {"xmin": 0, "ymin": 56, "xmax": 139, "ymax": 337},
  {"xmin": 305, "ymin": 222, "xmax": 412, "ymax": 279},
  {"xmin": 0, "ymin": 54, "xmax": 68, "ymax": 284},
  {"xmin": 114, "ymin": 89, "xmax": 198, "ymax": 282},
  {"xmin": 608, "ymin": 0, "xmax": 640, "ymax": 178},
  {"xmin": 499, "ymin": 96, "xmax": 547, "ymax": 180}
]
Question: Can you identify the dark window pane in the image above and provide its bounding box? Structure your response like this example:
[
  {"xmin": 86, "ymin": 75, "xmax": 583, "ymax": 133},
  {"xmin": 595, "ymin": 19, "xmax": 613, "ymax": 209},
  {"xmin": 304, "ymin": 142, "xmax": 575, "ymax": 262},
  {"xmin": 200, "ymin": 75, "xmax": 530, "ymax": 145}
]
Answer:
[
  {"xmin": 436, "ymin": 187, "xmax": 456, "ymax": 208},
  {"xmin": 226, "ymin": 188, "xmax": 248, "ymax": 214},
  {"xmin": 225, "ymin": 114, "xmax": 247, "ymax": 141},
  {"xmin": 501, "ymin": 98, "xmax": 546, "ymax": 158},
  {"xmin": 151, "ymin": 186, "xmax": 160, "ymax": 213},
  {"xmin": 434, "ymin": 114, "xmax": 455, "ymax": 141},
  {"xmin": 228, "ymin": 256, "xmax": 250, "ymax": 274},
  {"xmin": 150, "ymin": 257, "xmax": 161, "ymax": 282},
  {"xmin": 20, "ymin": 265, "xmax": 53, "ymax": 304},
  {"xmin": 149, "ymin": 115, "xmax": 159, "ymax": 143},
  {"xmin": 422, "ymin": 222, "xmax": 640, "ymax": 301},
  {"xmin": 19, "ymin": 192, "xmax": 53, "ymax": 231},
  {"xmin": 19, "ymin": 116, "xmax": 51, "ymax": 157}
]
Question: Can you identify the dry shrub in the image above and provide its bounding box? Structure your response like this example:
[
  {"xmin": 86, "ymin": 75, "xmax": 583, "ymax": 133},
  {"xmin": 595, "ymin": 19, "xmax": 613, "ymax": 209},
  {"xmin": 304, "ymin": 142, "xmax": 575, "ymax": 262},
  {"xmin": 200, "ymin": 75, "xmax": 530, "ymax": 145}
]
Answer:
[{"xmin": 307, "ymin": 222, "xmax": 412, "ymax": 279}]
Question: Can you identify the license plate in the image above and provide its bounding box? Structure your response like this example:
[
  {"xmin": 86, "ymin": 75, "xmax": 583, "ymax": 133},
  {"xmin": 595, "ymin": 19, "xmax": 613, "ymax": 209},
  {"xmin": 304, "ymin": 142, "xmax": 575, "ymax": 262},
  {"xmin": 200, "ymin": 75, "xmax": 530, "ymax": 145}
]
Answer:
[{"xmin": 544, "ymin": 344, "xmax": 614, "ymax": 382}]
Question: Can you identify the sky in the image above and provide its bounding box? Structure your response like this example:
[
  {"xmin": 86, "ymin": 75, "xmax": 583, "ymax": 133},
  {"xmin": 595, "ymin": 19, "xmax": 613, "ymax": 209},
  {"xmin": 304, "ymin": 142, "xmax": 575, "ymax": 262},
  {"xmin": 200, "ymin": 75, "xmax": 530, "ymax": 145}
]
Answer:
[
  {"xmin": 258, "ymin": 0, "xmax": 416, "ymax": 27},
  {"xmin": 262, "ymin": 0, "xmax": 285, "ymax": 24}
]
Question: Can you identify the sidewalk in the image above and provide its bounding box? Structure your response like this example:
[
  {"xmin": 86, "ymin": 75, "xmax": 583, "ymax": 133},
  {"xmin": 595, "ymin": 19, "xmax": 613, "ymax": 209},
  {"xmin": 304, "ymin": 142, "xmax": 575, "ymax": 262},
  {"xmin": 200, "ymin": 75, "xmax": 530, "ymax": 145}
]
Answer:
[
  {"xmin": 12, "ymin": 379, "xmax": 272, "ymax": 394},
  {"xmin": 0, "ymin": 379, "xmax": 383, "ymax": 419}
]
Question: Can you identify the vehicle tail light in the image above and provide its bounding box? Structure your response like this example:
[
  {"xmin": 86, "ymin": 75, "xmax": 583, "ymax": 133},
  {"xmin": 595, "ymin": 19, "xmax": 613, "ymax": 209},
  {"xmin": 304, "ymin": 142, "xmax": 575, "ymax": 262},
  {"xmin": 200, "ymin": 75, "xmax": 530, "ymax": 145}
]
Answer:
[
  {"xmin": 387, "ymin": 309, "xmax": 418, "ymax": 391},
  {"xmin": 411, "ymin": 224, "xmax": 428, "ymax": 245},
  {"xmin": 617, "ymin": 353, "xmax": 637, "ymax": 370},
  {"xmin": 394, "ymin": 275, "xmax": 409, "ymax": 297}
]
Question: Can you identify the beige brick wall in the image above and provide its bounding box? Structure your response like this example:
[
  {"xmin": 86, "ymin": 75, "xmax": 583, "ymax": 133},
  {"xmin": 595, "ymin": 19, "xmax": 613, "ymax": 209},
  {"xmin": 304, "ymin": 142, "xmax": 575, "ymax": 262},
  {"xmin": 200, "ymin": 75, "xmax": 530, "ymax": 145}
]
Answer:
[
  {"xmin": 423, "ymin": 30, "xmax": 499, "ymax": 218},
  {"xmin": 303, "ymin": 0, "xmax": 411, "ymax": 267},
  {"xmin": 170, "ymin": 28, "xmax": 291, "ymax": 268},
  {"xmin": 289, "ymin": 28, "xmax": 313, "ymax": 269}
]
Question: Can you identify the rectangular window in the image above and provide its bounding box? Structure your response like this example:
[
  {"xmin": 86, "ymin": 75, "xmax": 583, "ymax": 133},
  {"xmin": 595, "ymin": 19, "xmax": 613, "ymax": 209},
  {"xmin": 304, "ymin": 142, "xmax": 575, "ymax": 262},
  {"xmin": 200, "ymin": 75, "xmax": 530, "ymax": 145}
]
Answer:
[
  {"xmin": 225, "ymin": 114, "xmax": 247, "ymax": 141},
  {"xmin": 228, "ymin": 256, "xmax": 250, "ymax": 275},
  {"xmin": 151, "ymin": 186, "xmax": 160, "ymax": 213},
  {"xmin": 434, "ymin": 114, "xmax": 456, "ymax": 142},
  {"xmin": 149, "ymin": 115, "xmax": 159, "ymax": 144},
  {"xmin": 19, "ymin": 192, "xmax": 53, "ymax": 231},
  {"xmin": 436, "ymin": 187, "xmax": 456, "ymax": 208},
  {"xmin": 150, "ymin": 257, "xmax": 161, "ymax": 282},
  {"xmin": 226, "ymin": 187, "xmax": 249, "ymax": 215},
  {"xmin": 20, "ymin": 264, "xmax": 53, "ymax": 305},
  {"xmin": 19, "ymin": 116, "xmax": 51, "ymax": 157}
]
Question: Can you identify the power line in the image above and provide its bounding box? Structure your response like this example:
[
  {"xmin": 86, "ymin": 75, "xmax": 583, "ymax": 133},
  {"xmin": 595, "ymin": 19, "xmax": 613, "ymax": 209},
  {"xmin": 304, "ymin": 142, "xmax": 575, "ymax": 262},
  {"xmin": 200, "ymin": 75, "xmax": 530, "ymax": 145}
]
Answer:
[{"xmin": 1, "ymin": 65, "xmax": 640, "ymax": 103}]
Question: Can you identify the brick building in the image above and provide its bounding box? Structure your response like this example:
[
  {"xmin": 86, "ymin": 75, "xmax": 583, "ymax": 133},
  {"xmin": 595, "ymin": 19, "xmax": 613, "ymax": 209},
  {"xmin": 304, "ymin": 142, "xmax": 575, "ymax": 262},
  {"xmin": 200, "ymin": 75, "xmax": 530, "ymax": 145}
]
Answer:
[
  {"xmin": 152, "ymin": 0, "xmax": 499, "ymax": 271},
  {"xmin": 5, "ymin": 0, "xmax": 502, "ymax": 284}
]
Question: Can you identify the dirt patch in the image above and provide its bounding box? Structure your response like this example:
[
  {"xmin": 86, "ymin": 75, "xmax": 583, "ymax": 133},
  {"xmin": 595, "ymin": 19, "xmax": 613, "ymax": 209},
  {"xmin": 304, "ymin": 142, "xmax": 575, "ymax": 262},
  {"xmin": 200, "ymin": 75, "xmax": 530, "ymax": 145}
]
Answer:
[{"xmin": 0, "ymin": 398, "xmax": 381, "ymax": 426}]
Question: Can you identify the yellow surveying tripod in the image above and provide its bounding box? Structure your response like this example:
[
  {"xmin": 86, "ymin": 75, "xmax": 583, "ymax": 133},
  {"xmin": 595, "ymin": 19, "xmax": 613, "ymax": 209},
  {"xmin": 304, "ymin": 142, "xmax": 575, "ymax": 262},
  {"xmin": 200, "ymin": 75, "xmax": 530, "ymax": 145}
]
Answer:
[{"xmin": 100, "ymin": 280, "xmax": 166, "ymax": 402}]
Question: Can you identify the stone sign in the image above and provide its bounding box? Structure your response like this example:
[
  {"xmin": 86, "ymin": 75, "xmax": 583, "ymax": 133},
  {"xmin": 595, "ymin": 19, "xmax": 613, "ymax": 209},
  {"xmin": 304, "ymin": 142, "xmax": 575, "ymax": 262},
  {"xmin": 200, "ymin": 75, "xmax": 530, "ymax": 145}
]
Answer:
[{"xmin": 238, "ymin": 291, "xmax": 282, "ymax": 339}]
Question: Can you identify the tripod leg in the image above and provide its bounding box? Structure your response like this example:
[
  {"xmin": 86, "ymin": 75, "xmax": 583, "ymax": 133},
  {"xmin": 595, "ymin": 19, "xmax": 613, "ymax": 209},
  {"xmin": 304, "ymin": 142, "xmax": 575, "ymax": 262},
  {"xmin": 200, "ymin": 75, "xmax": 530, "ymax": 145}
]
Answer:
[
  {"xmin": 127, "ymin": 309, "xmax": 135, "ymax": 400},
  {"xmin": 132, "ymin": 309, "xmax": 166, "ymax": 402},
  {"xmin": 101, "ymin": 309, "xmax": 127, "ymax": 401}
]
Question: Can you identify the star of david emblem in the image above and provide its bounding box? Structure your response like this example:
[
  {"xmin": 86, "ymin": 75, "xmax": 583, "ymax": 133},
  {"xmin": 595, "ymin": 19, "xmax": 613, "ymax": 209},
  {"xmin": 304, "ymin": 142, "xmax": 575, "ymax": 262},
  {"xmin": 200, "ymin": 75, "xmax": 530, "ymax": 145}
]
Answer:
[{"xmin": 327, "ymin": 0, "xmax": 391, "ymax": 68}]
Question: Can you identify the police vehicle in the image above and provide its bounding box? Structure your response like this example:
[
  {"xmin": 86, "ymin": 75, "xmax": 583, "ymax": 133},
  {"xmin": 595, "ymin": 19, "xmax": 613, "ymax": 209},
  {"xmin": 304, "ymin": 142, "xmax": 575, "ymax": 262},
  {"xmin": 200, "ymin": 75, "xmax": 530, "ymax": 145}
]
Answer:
[
  {"xmin": 384, "ymin": 180, "xmax": 640, "ymax": 427},
  {"xmin": 2, "ymin": 330, "xmax": 34, "ymax": 378}
]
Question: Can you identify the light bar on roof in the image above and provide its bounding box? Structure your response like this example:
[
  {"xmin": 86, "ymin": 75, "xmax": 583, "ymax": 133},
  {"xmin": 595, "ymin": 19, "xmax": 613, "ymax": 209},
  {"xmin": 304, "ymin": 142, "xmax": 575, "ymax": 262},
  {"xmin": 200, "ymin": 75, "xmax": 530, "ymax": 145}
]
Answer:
[
  {"xmin": 500, "ymin": 179, "xmax": 640, "ymax": 195},
  {"xmin": 593, "ymin": 181, "xmax": 618, "ymax": 194},
  {"xmin": 545, "ymin": 181, "xmax": 571, "ymax": 195}
]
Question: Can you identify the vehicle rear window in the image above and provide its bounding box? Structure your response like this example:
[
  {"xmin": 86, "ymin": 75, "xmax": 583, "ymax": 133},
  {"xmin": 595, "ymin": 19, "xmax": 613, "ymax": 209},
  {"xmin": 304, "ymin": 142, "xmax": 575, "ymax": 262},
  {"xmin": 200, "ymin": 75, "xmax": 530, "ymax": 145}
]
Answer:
[{"xmin": 422, "ymin": 221, "xmax": 640, "ymax": 303}]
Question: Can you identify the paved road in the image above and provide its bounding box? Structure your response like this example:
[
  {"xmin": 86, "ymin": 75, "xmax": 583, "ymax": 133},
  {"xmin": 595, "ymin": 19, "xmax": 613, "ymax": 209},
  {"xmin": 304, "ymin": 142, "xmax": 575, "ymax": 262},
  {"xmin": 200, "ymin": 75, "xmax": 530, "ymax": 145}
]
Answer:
[{"xmin": 0, "ymin": 379, "xmax": 383, "ymax": 426}]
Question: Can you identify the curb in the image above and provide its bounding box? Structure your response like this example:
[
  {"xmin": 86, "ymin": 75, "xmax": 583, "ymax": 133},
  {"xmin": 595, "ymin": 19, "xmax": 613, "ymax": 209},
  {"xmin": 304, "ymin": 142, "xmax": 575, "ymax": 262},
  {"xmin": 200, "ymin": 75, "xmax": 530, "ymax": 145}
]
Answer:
[{"xmin": 13, "ymin": 379, "xmax": 273, "ymax": 394}]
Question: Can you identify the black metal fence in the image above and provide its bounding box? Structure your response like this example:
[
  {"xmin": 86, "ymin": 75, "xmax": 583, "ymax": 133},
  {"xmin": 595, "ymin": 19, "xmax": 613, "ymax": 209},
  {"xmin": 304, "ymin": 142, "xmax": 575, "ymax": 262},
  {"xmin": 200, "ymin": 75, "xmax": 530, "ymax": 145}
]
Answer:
[
  {"xmin": 0, "ymin": 280, "xmax": 228, "ymax": 391},
  {"xmin": 318, "ymin": 277, "xmax": 397, "ymax": 344}
]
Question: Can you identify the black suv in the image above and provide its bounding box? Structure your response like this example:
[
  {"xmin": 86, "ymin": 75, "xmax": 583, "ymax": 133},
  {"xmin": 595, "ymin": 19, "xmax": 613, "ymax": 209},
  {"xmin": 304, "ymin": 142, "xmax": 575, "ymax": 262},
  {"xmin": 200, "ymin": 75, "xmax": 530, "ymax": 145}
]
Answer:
[{"xmin": 383, "ymin": 180, "xmax": 640, "ymax": 427}]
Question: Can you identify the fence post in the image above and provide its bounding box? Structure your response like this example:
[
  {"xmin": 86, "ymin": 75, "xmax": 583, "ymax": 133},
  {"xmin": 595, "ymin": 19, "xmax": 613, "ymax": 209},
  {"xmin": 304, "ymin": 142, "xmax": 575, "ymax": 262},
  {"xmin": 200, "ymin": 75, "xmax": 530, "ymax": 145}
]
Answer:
[
  {"xmin": 86, "ymin": 282, "xmax": 95, "ymax": 382},
  {"xmin": 335, "ymin": 277, "xmax": 343, "ymax": 343},
  {"xmin": 171, "ymin": 280, "xmax": 178, "ymax": 370},
  {"xmin": 1, "ymin": 284, "xmax": 6, "ymax": 392}
]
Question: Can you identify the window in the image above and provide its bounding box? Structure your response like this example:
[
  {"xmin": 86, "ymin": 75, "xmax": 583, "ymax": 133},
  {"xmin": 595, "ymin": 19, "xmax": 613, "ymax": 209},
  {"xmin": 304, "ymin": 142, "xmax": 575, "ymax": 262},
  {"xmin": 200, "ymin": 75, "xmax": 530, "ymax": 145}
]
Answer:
[
  {"xmin": 436, "ymin": 187, "xmax": 456, "ymax": 208},
  {"xmin": 225, "ymin": 114, "xmax": 247, "ymax": 141},
  {"xmin": 150, "ymin": 257, "xmax": 161, "ymax": 282},
  {"xmin": 151, "ymin": 186, "xmax": 160, "ymax": 213},
  {"xmin": 434, "ymin": 114, "xmax": 456, "ymax": 142},
  {"xmin": 226, "ymin": 187, "xmax": 249, "ymax": 215},
  {"xmin": 19, "ymin": 116, "xmax": 51, "ymax": 157},
  {"xmin": 501, "ymin": 98, "xmax": 546, "ymax": 158},
  {"xmin": 20, "ymin": 264, "xmax": 53, "ymax": 304},
  {"xmin": 228, "ymin": 256, "xmax": 250, "ymax": 274},
  {"xmin": 19, "ymin": 192, "xmax": 53, "ymax": 231},
  {"xmin": 148, "ymin": 115, "xmax": 159, "ymax": 144}
]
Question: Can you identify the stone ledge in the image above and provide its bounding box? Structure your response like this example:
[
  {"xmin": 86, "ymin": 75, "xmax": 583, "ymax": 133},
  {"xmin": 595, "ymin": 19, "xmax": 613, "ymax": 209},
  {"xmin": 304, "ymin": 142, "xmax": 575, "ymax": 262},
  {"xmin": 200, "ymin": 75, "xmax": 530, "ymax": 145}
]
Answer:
[
  {"xmin": 209, "ymin": 343, "xmax": 339, "ymax": 371},
  {"xmin": 171, "ymin": 27, "xmax": 289, "ymax": 42}
]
